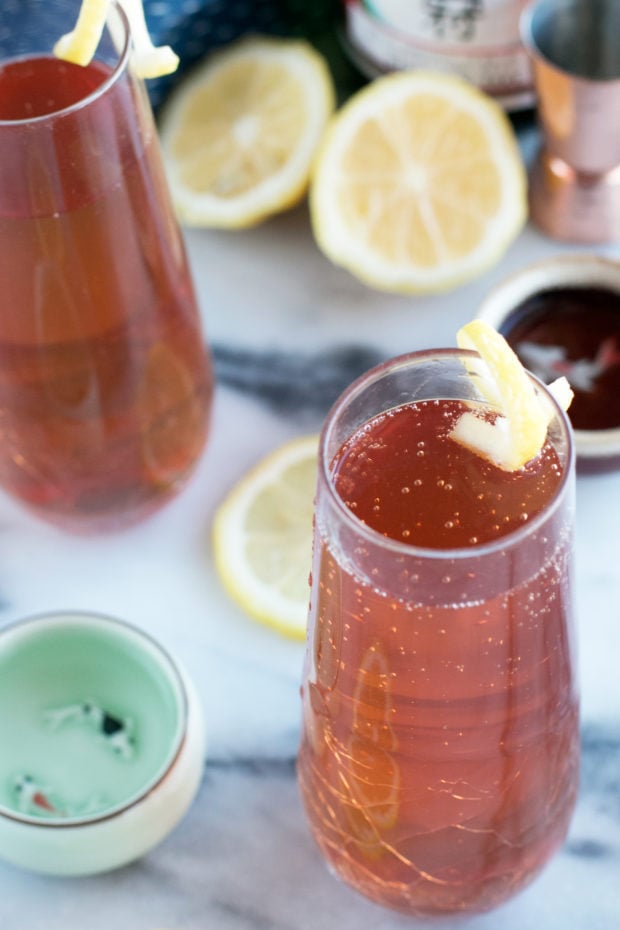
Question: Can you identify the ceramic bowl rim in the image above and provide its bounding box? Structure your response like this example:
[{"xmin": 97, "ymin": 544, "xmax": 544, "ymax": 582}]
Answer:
[{"xmin": 477, "ymin": 253, "xmax": 620, "ymax": 462}]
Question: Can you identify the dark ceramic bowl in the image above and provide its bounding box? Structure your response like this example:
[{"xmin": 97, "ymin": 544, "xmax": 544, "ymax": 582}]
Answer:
[{"xmin": 477, "ymin": 255, "xmax": 620, "ymax": 474}]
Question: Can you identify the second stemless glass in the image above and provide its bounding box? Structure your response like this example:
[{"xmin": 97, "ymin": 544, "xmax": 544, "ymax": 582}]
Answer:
[
  {"xmin": 0, "ymin": 0, "xmax": 214, "ymax": 532},
  {"xmin": 298, "ymin": 349, "xmax": 579, "ymax": 916}
]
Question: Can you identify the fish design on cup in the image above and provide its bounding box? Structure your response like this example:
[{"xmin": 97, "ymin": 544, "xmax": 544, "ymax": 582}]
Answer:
[
  {"xmin": 13, "ymin": 774, "xmax": 62, "ymax": 816},
  {"xmin": 44, "ymin": 700, "xmax": 136, "ymax": 761}
]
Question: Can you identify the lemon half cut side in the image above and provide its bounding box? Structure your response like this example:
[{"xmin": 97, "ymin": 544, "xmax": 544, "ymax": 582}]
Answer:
[
  {"xmin": 159, "ymin": 37, "xmax": 336, "ymax": 229},
  {"xmin": 310, "ymin": 70, "xmax": 527, "ymax": 294},
  {"xmin": 212, "ymin": 435, "xmax": 319, "ymax": 640}
]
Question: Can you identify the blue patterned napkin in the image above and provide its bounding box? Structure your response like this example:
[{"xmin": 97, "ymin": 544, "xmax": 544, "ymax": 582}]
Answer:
[{"xmin": 0, "ymin": 0, "xmax": 339, "ymax": 109}]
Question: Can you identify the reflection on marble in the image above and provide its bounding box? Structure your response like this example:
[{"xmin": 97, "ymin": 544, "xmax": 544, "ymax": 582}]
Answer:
[
  {"xmin": 1, "ymin": 162, "xmax": 620, "ymax": 927},
  {"xmin": 1, "ymin": 731, "xmax": 619, "ymax": 930}
]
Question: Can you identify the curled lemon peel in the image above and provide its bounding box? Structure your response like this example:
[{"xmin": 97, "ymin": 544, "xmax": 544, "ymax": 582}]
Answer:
[
  {"xmin": 54, "ymin": 0, "xmax": 179, "ymax": 79},
  {"xmin": 309, "ymin": 71, "xmax": 526, "ymax": 294},
  {"xmin": 54, "ymin": 0, "xmax": 110, "ymax": 66},
  {"xmin": 451, "ymin": 319, "xmax": 573, "ymax": 471},
  {"xmin": 116, "ymin": 0, "xmax": 179, "ymax": 78}
]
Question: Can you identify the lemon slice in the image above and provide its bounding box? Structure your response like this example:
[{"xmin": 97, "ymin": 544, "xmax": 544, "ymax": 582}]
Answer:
[
  {"xmin": 55, "ymin": 0, "xmax": 178, "ymax": 78},
  {"xmin": 310, "ymin": 70, "xmax": 526, "ymax": 294},
  {"xmin": 345, "ymin": 643, "xmax": 400, "ymax": 856},
  {"xmin": 212, "ymin": 435, "xmax": 319, "ymax": 639},
  {"xmin": 158, "ymin": 37, "xmax": 336, "ymax": 228},
  {"xmin": 451, "ymin": 319, "xmax": 573, "ymax": 471}
]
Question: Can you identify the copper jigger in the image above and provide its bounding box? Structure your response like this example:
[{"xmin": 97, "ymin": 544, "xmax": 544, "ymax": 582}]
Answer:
[{"xmin": 521, "ymin": 0, "xmax": 620, "ymax": 242}]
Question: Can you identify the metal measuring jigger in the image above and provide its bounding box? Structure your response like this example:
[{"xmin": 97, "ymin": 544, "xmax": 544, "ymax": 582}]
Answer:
[{"xmin": 521, "ymin": 0, "xmax": 620, "ymax": 243}]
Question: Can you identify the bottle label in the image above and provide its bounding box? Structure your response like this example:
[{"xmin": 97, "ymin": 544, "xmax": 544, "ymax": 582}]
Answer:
[
  {"xmin": 344, "ymin": 0, "xmax": 534, "ymax": 109},
  {"xmin": 364, "ymin": 0, "xmax": 523, "ymax": 48}
]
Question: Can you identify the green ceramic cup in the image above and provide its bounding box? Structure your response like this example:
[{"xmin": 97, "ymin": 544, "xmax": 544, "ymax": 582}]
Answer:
[{"xmin": 0, "ymin": 611, "xmax": 205, "ymax": 875}]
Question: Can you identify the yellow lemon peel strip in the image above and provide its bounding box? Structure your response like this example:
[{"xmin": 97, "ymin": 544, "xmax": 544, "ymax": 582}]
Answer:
[
  {"xmin": 54, "ymin": 0, "xmax": 111, "ymax": 66},
  {"xmin": 118, "ymin": 0, "xmax": 179, "ymax": 78},
  {"xmin": 54, "ymin": 0, "xmax": 179, "ymax": 78},
  {"xmin": 451, "ymin": 319, "xmax": 573, "ymax": 471}
]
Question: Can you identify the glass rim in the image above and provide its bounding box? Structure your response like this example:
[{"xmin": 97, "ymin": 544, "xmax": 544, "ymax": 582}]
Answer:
[
  {"xmin": 319, "ymin": 347, "xmax": 575, "ymax": 562},
  {"xmin": 0, "ymin": 0, "xmax": 131, "ymax": 128}
]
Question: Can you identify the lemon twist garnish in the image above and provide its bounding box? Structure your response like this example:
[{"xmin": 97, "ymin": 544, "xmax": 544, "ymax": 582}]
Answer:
[
  {"xmin": 451, "ymin": 319, "xmax": 573, "ymax": 471},
  {"xmin": 54, "ymin": 0, "xmax": 179, "ymax": 79},
  {"xmin": 54, "ymin": 0, "xmax": 110, "ymax": 67},
  {"xmin": 116, "ymin": 0, "xmax": 179, "ymax": 78}
]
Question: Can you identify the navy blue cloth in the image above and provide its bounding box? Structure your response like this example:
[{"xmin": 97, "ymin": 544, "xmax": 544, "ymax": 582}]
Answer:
[{"xmin": 0, "ymin": 0, "xmax": 338, "ymax": 109}]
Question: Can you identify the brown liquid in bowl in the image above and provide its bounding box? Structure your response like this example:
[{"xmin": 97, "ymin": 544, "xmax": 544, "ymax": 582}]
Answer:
[{"xmin": 501, "ymin": 285, "xmax": 620, "ymax": 431}]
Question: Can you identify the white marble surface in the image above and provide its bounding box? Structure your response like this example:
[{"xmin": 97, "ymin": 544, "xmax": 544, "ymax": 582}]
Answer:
[{"xmin": 1, "ymin": 136, "xmax": 620, "ymax": 928}]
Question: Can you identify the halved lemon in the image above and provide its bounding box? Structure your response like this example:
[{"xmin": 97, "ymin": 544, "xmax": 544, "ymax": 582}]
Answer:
[
  {"xmin": 159, "ymin": 37, "xmax": 335, "ymax": 228},
  {"xmin": 310, "ymin": 70, "xmax": 526, "ymax": 294},
  {"xmin": 212, "ymin": 435, "xmax": 319, "ymax": 639},
  {"xmin": 54, "ymin": 0, "xmax": 110, "ymax": 66},
  {"xmin": 452, "ymin": 319, "xmax": 573, "ymax": 471}
]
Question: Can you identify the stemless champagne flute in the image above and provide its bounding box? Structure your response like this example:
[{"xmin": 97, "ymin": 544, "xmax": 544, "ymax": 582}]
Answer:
[
  {"xmin": 298, "ymin": 349, "xmax": 578, "ymax": 916},
  {"xmin": 0, "ymin": 0, "xmax": 214, "ymax": 531}
]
